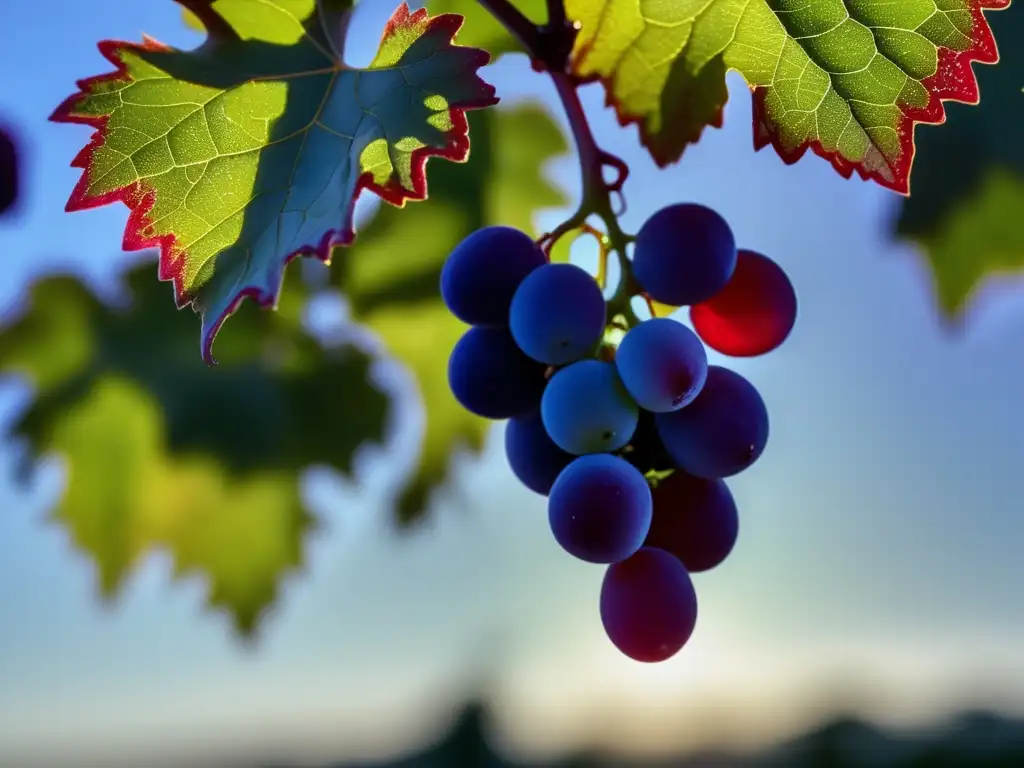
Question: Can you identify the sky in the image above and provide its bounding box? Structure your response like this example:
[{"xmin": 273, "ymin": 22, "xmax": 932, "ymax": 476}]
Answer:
[{"xmin": 1, "ymin": 2, "xmax": 1024, "ymax": 767}]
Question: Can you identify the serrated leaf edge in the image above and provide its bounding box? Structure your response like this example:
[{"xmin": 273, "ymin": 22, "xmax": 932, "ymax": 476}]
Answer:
[
  {"xmin": 571, "ymin": 0, "xmax": 1010, "ymax": 195},
  {"xmin": 570, "ymin": 67, "xmax": 729, "ymax": 166},
  {"xmin": 752, "ymin": 0, "xmax": 1011, "ymax": 195},
  {"xmin": 49, "ymin": 3, "xmax": 498, "ymax": 364}
]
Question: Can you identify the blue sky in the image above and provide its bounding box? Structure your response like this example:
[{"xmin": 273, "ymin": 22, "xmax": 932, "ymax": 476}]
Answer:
[{"xmin": 1, "ymin": 2, "xmax": 1024, "ymax": 767}]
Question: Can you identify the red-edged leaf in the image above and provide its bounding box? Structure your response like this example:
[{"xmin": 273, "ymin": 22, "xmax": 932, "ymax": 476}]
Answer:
[
  {"xmin": 51, "ymin": 0, "xmax": 497, "ymax": 362},
  {"xmin": 567, "ymin": 0, "xmax": 1011, "ymax": 193}
]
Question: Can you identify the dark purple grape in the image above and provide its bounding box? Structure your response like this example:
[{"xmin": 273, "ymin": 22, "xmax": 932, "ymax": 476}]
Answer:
[
  {"xmin": 0, "ymin": 126, "xmax": 18, "ymax": 216},
  {"xmin": 441, "ymin": 226, "xmax": 547, "ymax": 326},
  {"xmin": 655, "ymin": 366, "xmax": 768, "ymax": 478},
  {"xmin": 690, "ymin": 249, "xmax": 797, "ymax": 357},
  {"xmin": 615, "ymin": 317, "xmax": 708, "ymax": 412},
  {"xmin": 448, "ymin": 326, "xmax": 547, "ymax": 419},
  {"xmin": 644, "ymin": 471, "xmax": 738, "ymax": 573},
  {"xmin": 509, "ymin": 263, "xmax": 606, "ymax": 365},
  {"xmin": 632, "ymin": 203, "xmax": 737, "ymax": 306},
  {"xmin": 600, "ymin": 547, "xmax": 698, "ymax": 663},
  {"xmin": 623, "ymin": 410, "xmax": 675, "ymax": 474},
  {"xmin": 548, "ymin": 454, "xmax": 652, "ymax": 564},
  {"xmin": 541, "ymin": 360, "xmax": 638, "ymax": 455},
  {"xmin": 505, "ymin": 411, "xmax": 575, "ymax": 495}
]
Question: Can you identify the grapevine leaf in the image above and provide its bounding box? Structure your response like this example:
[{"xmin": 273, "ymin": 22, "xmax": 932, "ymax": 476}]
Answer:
[
  {"xmin": 567, "ymin": 0, "xmax": 1011, "ymax": 193},
  {"xmin": 51, "ymin": 0, "xmax": 497, "ymax": 363},
  {"xmin": 331, "ymin": 105, "xmax": 568, "ymax": 523},
  {"xmin": 895, "ymin": 9, "xmax": 1023, "ymax": 316},
  {"xmin": 423, "ymin": 0, "xmax": 545, "ymax": 58},
  {"xmin": 188, "ymin": 0, "xmax": 547, "ymax": 59},
  {"xmin": 41, "ymin": 379, "xmax": 310, "ymax": 636},
  {"xmin": 0, "ymin": 261, "xmax": 389, "ymax": 635},
  {"xmin": 180, "ymin": 8, "xmax": 205, "ymax": 33}
]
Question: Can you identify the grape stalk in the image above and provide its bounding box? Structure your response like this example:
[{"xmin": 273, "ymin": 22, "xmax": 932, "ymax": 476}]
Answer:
[{"xmin": 439, "ymin": 0, "xmax": 799, "ymax": 663}]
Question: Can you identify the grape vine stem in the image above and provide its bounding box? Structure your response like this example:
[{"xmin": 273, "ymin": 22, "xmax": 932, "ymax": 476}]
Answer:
[{"xmin": 475, "ymin": 0, "xmax": 642, "ymax": 327}]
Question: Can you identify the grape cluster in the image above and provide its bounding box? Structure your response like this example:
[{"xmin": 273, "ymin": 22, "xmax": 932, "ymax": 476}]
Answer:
[{"xmin": 441, "ymin": 204, "xmax": 797, "ymax": 664}]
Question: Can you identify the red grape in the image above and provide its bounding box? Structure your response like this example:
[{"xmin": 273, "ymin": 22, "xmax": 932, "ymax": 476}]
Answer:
[
  {"xmin": 690, "ymin": 249, "xmax": 797, "ymax": 357},
  {"xmin": 644, "ymin": 471, "xmax": 738, "ymax": 573},
  {"xmin": 600, "ymin": 547, "xmax": 698, "ymax": 662}
]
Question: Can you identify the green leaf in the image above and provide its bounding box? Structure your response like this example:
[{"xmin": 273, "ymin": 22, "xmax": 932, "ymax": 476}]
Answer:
[
  {"xmin": 180, "ymin": 7, "xmax": 205, "ymax": 33},
  {"xmin": 567, "ymin": 0, "xmax": 1011, "ymax": 193},
  {"xmin": 51, "ymin": 0, "xmax": 497, "ymax": 363},
  {"xmin": 422, "ymin": 0, "xmax": 545, "ymax": 57},
  {"xmin": 183, "ymin": 0, "xmax": 546, "ymax": 58},
  {"xmin": 895, "ymin": 9, "xmax": 1023, "ymax": 317},
  {"xmin": 1, "ymin": 261, "xmax": 389, "ymax": 635},
  {"xmin": 332, "ymin": 104, "xmax": 568, "ymax": 523},
  {"xmin": 43, "ymin": 378, "xmax": 311, "ymax": 635}
]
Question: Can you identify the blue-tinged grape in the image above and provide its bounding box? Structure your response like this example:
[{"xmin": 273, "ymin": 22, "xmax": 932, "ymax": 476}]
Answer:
[
  {"xmin": 633, "ymin": 204, "xmax": 737, "ymax": 306},
  {"xmin": 0, "ymin": 126, "xmax": 18, "ymax": 216},
  {"xmin": 600, "ymin": 547, "xmax": 698, "ymax": 663},
  {"xmin": 644, "ymin": 471, "xmax": 738, "ymax": 573},
  {"xmin": 624, "ymin": 410, "xmax": 674, "ymax": 474},
  {"xmin": 615, "ymin": 317, "xmax": 708, "ymax": 412},
  {"xmin": 509, "ymin": 263, "xmax": 606, "ymax": 365},
  {"xmin": 448, "ymin": 326, "xmax": 547, "ymax": 419},
  {"xmin": 541, "ymin": 360, "xmax": 639, "ymax": 455},
  {"xmin": 690, "ymin": 249, "xmax": 797, "ymax": 357},
  {"xmin": 505, "ymin": 411, "xmax": 575, "ymax": 496},
  {"xmin": 440, "ymin": 226, "xmax": 547, "ymax": 326},
  {"xmin": 548, "ymin": 454, "xmax": 652, "ymax": 564},
  {"xmin": 655, "ymin": 366, "xmax": 768, "ymax": 478}
]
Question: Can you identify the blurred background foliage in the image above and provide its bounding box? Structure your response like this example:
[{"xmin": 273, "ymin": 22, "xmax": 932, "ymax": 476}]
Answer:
[
  {"xmin": 1, "ymin": 3, "xmax": 1023, "ymax": 767},
  {"xmin": 282, "ymin": 704, "xmax": 1024, "ymax": 768},
  {"xmin": 0, "ymin": 98, "xmax": 566, "ymax": 635},
  {"xmin": 894, "ymin": 5, "xmax": 1024, "ymax": 319},
  {"xmin": 0, "ymin": 0, "xmax": 1020, "ymax": 644}
]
